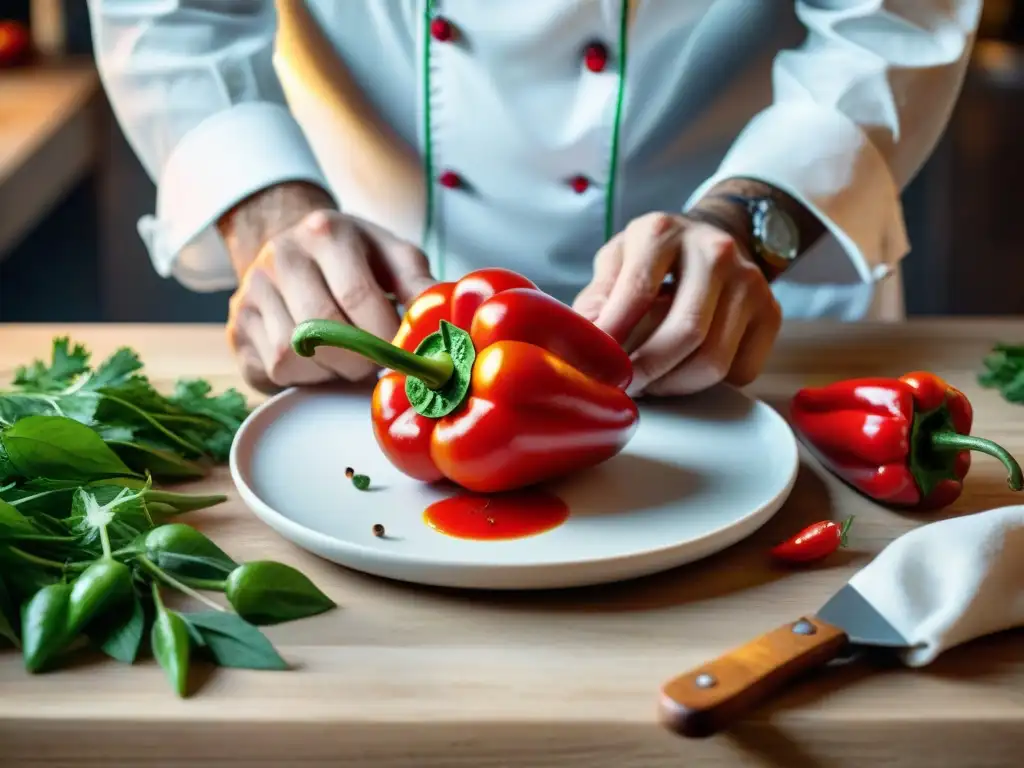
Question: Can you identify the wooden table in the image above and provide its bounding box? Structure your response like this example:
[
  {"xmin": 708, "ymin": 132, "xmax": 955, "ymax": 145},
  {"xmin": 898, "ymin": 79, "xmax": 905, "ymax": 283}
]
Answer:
[
  {"xmin": 1, "ymin": 321, "xmax": 1023, "ymax": 767},
  {"xmin": 0, "ymin": 61, "xmax": 100, "ymax": 257}
]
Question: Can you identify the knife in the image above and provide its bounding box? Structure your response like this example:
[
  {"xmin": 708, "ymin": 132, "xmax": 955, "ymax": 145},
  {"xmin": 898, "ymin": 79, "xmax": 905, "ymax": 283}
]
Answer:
[{"xmin": 657, "ymin": 582, "xmax": 910, "ymax": 738}]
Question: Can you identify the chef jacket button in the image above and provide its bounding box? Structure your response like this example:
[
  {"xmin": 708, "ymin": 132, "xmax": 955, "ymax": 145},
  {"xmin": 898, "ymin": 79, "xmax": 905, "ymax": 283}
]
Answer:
[
  {"xmin": 583, "ymin": 41, "xmax": 610, "ymax": 73},
  {"xmin": 569, "ymin": 175, "xmax": 591, "ymax": 194},
  {"xmin": 438, "ymin": 170, "xmax": 462, "ymax": 189},
  {"xmin": 430, "ymin": 17, "xmax": 456, "ymax": 42}
]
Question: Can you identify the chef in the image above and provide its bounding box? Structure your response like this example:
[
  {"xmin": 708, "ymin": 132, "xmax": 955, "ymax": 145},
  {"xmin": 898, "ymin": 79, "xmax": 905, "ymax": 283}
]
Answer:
[{"xmin": 87, "ymin": 0, "xmax": 980, "ymax": 395}]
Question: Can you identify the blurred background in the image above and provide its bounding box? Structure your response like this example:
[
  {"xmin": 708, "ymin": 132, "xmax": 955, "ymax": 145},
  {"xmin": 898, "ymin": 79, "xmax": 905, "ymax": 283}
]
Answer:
[{"xmin": 1, "ymin": 0, "xmax": 1023, "ymax": 323}]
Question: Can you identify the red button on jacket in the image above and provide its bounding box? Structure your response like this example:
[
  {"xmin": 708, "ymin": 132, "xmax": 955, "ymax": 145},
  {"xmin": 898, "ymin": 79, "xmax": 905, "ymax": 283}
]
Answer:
[
  {"xmin": 583, "ymin": 42, "xmax": 609, "ymax": 73},
  {"xmin": 438, "ymin": 170, "xmax": 462, "ymax": 189},
  {"xmin": 430, "ymin": 17, "xmax": 455, "ymax": 42}
]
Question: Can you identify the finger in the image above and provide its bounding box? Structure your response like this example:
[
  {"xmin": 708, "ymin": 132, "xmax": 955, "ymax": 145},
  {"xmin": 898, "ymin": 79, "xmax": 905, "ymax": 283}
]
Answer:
[
  {"xmin": 226, "ymin": 304, "xmax": 277, "ymax": 394},
  {"xmin": 572, "ymin": 236, "xmax": 624, "ymax": 322},
  {"xmin": 244, "ymin": 269, "xmax": 336, "ymax": 387},
  {"xmin": 343, "ymin": 214, "xmax": 437, "ymax": 307},
  {"xmin": 593, "ymin": 214, "xmax": 682, "ymax": 344},
  {"xmin": 301, "ymin": 212, "xmax": 403, "ymax": 341},
  {"xmin": 645, "ymin": 284, "xmax": 751, "ymax": 396},
  {"xmin": 265, "ymin": 233, "xmax": 378, "ymax": 381},
  {"xmin": 627, "ymin": 239, "xmax": 731, "ymax": 395},
  {"xmin": 726, "ymin": 298, "xmax": 783, "ymax": 387}
]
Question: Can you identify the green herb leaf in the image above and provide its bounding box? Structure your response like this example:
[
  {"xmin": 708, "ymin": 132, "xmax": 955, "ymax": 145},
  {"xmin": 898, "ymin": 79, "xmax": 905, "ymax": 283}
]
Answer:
[
  {"xmin": 0, "ymin": 575, "xmax": 20, "ymax": 647},
  {"xmin": 182, "ymin": 611, "xmax": 288, "ymax": 671},
  {"xmin": 1, "ymin": 415, "xmax": 138, "ymax": 481},
  {"xmin": 90, "ymin": 590, "xmax": 146, "ymax": 664},
  {"xmin": 66, "ymin": 560, "xmax": 135, "ymax": 637},
  {"xmin": 13, "ymin": 337, "xmax": 91, "ymax": 391},
  {"xmin": 143, "ymin": 524, "xmax": 237, "ymax": 580},
  {"xmin": 151, "ymin": 597, "xmax": 192, "ymax": 697},
  {"xmin": 0, "ymin": 499, "xmax": 37, "ymax": 537},
  {"xmin": 225, "ymin": 561, "xmax": 336, "ymax": 625},
  {"xmin": 21, "ymin": 582, "xmax": 73, "ymax": 672}
]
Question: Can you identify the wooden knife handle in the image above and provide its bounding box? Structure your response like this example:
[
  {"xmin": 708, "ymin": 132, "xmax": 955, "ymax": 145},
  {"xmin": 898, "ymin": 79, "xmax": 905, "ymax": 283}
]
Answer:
[{"xmin": 658, "ymin": 616, "xmax": 849, "ymax": 738}]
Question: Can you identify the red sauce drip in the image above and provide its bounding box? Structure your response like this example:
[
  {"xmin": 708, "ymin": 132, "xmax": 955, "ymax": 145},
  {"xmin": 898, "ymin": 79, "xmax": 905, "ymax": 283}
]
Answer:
[{"xmin": 423, "ymin": 491, "xmax": 569, "ymax": 541}]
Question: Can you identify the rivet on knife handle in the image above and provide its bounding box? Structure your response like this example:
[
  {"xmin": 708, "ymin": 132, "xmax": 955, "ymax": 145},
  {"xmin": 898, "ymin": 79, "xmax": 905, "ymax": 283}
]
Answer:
[{"xmin": 657, "ymin": 616, "xmax": 849, "ymax": 738}]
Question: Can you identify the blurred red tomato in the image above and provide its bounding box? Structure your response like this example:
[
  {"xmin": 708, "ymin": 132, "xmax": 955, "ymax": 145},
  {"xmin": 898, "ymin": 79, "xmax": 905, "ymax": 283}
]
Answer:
[{"xmin": 0, "ymin": 21, "xmax": 31, "ymax": 67}]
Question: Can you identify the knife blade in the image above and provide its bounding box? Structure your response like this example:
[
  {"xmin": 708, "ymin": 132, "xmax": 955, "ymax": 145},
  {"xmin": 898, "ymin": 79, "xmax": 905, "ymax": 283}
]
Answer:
[{"xmin": 657, "ymin": 582, "xmax": 910, "ymax": 738}]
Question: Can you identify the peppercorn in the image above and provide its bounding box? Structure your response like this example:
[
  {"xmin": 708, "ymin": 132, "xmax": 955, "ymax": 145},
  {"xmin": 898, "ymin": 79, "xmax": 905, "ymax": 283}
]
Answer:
[{"xmin": 372, "ymin": 523, "xmax": 385, "ymax": 538}]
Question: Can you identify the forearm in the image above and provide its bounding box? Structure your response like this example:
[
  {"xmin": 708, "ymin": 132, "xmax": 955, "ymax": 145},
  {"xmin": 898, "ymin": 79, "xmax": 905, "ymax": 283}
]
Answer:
[
  {"xmin": 687, "ymin": 178, "xmax": 825, "ymax": 281},
  {"xmin": 217, "ymin": 181, "xmax": 336, "ymax": 277}
]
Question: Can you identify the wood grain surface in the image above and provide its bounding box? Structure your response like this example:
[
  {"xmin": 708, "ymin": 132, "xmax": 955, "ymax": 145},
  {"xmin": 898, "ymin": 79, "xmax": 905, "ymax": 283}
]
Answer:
[{"xmin": 1, "ymin": 320, "xmax": 1023, "ymax": 767}]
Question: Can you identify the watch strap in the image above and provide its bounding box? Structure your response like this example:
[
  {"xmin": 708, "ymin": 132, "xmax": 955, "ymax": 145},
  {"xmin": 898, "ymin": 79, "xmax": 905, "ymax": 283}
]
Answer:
[{"xmin": 684, "ymin": 204, "xmax": 785, "ymax": 283}]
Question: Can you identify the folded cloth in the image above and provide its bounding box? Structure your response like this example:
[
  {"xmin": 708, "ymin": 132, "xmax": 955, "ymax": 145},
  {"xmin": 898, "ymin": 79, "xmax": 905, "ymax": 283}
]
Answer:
[{"xmin": 849, "ymin": 505, "xmax": 1024, "ymax": 667}]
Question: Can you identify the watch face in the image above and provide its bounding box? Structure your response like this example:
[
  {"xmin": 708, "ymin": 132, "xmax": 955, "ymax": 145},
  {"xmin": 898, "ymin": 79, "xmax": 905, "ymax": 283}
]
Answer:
[{"xmin": 754, "ymin": 204, "xmax": 799, "ymax": 262}]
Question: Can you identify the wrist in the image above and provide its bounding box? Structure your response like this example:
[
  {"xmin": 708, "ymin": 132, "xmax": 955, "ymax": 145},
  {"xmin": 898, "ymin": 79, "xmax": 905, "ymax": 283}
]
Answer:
[
  {"xmin": 217, "ymin": 181, "xmax": 336, "ymax": 278},
  {"xmin": 688, "ymin": 178, "xmax": 826, "ymax": 281}
]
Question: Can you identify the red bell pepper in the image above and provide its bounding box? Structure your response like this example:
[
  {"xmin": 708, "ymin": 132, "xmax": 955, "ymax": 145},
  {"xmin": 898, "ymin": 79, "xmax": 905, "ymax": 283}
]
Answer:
[
  {"xmin": 790, "ymin": 371, "xmax": 1023, "ymax": 510},
  {"xmin": 292, "ymin": 268, "xmax": 639, "ymax": 493}
]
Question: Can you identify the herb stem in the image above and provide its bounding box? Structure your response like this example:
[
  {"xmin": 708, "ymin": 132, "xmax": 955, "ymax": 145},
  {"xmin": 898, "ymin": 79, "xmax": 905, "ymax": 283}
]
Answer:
[
  {"xmin": 9, "ymin": 534, "xmax": 78, "ymax": 543},
  {"xmin": 136, "ymin": 556, "xmax": 226, "ymax": 612},
  {"xmin": 5, "ymin": 546, "xmax": 90, "ymax": 572},
  {"xmin": 99, "ymin": 523, "xmax": 112, "ymax": 559}
]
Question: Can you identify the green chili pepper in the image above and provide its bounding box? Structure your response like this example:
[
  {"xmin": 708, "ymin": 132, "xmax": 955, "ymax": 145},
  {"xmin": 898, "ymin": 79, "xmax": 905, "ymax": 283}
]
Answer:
[
  {"xmin": 21, "ymin": 582, "xmax": 72, "ymax": 673},
  {"xmin": 66, "ymin": 560, "xmax": 134, "ymax": 637}
]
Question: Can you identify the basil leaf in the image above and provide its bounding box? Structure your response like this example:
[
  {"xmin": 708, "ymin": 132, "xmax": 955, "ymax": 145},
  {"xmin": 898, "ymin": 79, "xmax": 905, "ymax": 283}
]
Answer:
[
  {"xmin": 90, "ymin": 591, "xmax": 145, "ymax": 664},
  {"xmin": 0, "ymin": 499, "xmax": 36, "ymax": 536},
  {"xmin": 1, "ymin": 416, "xmax": 138, "ymax": 480},
  {"xmin": 152, "ymin": 602, "xmax": 192, "ymax": 697},
  {"xmin": 21, "ymin": 582, "xmax": 73, "ymax": 672},
  {"xmin": 183, "ymin": 611, "xmax": 288, "ymax": 670},
  {"xmin": 143, "ymin": 524, "xmax": 237, "ymax": 579},
  {"xmin": 0, "ymin": 575, "xmax": 20, "ymax": 647},
  {"xmin": 106, "ymin": 441, "xmax": 206, "ymax": 480},
  {"xmin": 225, "ymin": 561, "xmax": 336, "ymax": 626}
]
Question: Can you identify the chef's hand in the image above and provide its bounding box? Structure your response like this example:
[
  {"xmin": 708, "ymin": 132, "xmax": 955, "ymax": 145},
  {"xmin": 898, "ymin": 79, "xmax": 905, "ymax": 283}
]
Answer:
[
  {"xmin": 573, "ymin": 212, "xmax": 781, "ymax": 397},
  {"xmin": 220, "ymin": 184, "xmax": 436, "ymax": 392}
]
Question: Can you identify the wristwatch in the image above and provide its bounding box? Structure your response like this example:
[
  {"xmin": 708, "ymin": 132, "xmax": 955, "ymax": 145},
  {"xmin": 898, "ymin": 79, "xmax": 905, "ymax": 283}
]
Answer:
[{"xmin": 691, "ymin": 193, "xmax": 801, "ymax": 281}]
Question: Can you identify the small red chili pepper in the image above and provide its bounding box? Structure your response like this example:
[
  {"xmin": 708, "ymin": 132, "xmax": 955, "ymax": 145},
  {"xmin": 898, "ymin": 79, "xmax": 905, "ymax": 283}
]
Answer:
[{"xmin": 771, "ymin": 516, "xmax": 854, "ymax": 564}]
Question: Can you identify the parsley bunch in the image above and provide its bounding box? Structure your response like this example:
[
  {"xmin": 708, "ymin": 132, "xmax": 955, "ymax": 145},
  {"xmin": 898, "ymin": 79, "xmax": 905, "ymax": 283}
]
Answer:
[{"xmin": 0, "ymin": 339, "xmax": 336, "ymax": 696}]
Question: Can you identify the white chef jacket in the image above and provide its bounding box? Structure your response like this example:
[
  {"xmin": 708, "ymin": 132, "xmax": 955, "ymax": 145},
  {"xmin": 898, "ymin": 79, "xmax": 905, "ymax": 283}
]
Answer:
[{"xmin": 88, "ymin": 0, "xmax": 980, "ymax": 321}]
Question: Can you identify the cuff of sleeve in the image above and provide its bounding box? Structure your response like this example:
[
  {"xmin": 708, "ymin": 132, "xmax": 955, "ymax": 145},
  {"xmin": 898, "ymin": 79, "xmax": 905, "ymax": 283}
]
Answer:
[
  {"xmin": 137, "ymin": 102, "xmax": 331, "ymax": 291},
  {"xmin": 684, "ymin": 102, "xmax": 910, "ymax": 284}
]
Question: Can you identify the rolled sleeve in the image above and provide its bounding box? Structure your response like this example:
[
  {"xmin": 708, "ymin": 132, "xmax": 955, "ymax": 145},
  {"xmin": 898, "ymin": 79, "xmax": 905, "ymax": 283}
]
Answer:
[
  {"xmin": 687, "ymin": 0, "xmax": 982, "ymax": 284},
  {"xmin": 138, "ymin": 102, "xmax": 330, "ymax": 290}
]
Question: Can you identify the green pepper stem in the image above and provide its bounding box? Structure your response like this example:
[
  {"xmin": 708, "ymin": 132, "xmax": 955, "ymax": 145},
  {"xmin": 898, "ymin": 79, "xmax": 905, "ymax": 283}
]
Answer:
[
  {"xmin": 291, "ymin": 319, "xmax": 453, "ymax": 390},
  {"xmin": 929, "ymin": 431, "xmax": 1024, "ymax": 491},
  {"xmin": 178, "ymin": 575, "xmax": 228, "ymax": 592},
  {"xmin": 136, "ymin": 556, "xmax": 226, "ymax": 612}
]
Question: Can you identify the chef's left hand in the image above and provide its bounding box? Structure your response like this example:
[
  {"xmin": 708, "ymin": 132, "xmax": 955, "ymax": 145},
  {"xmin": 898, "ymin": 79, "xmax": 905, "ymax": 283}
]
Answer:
[{"xmin": 573, "ymin": 212, "xmax": 781, "ymax": 397}]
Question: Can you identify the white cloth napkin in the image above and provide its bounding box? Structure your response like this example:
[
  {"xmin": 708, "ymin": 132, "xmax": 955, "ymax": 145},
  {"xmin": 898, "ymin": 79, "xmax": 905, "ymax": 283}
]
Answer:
[{"xmin": 849, "ymin": 505, "xmax": 1024, "ymax": 667}]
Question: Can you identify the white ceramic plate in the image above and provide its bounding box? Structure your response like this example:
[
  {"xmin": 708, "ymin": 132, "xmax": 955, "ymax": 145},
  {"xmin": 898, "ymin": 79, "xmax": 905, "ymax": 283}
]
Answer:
[{"xmin": 230, "ymin": 384, "xmax": 799, "ymax": 590}]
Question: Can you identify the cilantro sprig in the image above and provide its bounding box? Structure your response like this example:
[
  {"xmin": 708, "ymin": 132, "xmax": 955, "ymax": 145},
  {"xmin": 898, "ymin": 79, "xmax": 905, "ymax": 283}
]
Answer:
[{"xmin": 0, "ymin": 338, "xmax": 336, "ymax": 696}]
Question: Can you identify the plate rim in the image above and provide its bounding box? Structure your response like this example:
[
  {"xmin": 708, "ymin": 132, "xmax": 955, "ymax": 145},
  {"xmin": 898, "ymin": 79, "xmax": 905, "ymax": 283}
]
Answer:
[{"xmin": 229, "ymin": 384, "xmax": 800, "ymax": 576}]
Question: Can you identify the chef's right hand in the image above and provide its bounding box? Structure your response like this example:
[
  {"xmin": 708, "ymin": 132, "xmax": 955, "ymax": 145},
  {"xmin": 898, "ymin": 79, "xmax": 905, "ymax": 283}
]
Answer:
[{"xmin": 226, "ymin": 208, "xmax": 436, "ymax": 393}]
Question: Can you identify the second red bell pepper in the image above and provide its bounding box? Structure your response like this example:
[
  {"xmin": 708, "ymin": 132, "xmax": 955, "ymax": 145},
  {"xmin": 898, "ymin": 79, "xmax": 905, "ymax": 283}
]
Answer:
[
  {"xmin": 790, "ymin": 371, "xmax": 1023, "ymax": 510},
  {"xmin": 292, "ymin": 268, "xmax": 639, "ymax": 493}
]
